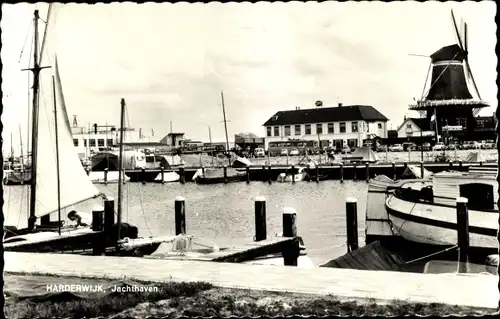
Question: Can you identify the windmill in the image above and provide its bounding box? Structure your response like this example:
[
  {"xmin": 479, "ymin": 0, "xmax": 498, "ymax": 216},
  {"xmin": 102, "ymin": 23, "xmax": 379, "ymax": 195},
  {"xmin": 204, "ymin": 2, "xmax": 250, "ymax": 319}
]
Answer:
[{"xmin": 409, "ymin": 9, "xmax": 489, "ymax": 135}]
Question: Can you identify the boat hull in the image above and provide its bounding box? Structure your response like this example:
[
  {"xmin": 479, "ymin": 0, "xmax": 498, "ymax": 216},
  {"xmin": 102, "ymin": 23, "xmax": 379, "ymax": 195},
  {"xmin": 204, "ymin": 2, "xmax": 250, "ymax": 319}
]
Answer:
[
  {"xmin": 386, "ymin": 194, "xmax": 498, "ymax": 249},
  {"xmin": 196, "ymin": 174, "xmax": 245, "ymax": 184}
]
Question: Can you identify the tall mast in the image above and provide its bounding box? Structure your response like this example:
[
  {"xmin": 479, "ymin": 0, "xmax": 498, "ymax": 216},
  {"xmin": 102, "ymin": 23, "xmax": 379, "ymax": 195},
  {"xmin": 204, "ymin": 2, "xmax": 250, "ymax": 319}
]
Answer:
[
  {"xmin": 220, "ymin": 91, "xmax": 230, "ymax": 164},
  {"xmin": 208, "ymin": 125, "xmax": 214, "ymax": 167},
  {"xmin": 52, "ymin": 75, "xmax": 62, "ymax": 235},
  {"xmin": 117, "ymin": 98, "xmax": 126, "ymax": 243},
  {"xmin": 19, "ymin": 125, "xmax": 24, "ymax": 171},
  {"xmin": 23, "ymin": 10, "xmax": 50, "ymax": 230}
]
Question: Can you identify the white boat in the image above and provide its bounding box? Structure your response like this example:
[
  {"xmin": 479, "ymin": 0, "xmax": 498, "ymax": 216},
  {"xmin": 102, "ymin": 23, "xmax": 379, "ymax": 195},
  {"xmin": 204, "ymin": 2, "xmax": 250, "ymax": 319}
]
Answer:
[
  {"xmin": 277, "ymin": 166, "xmax": 308, "ymax": 183},
  {"xmin": 153, "ymin": 170, "xmax": 180, "ymax": 183},
  {"xmin": 384, "ymin": 170, "xmax": 498, "ymax": 249},
  {"xmin": 89, "ymin": 170, "xmax": 130, "ymax": 184}
]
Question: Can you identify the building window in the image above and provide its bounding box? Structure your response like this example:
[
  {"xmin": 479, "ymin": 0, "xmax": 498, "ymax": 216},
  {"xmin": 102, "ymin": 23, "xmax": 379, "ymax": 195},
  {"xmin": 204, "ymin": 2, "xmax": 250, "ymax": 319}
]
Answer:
[
  {"xmin": 477, "ymin": 120, "xmax": 485, "ymax": 128},
  {"xmin": 351, "ymin": 122, "xmax": 358, "ymax": 133},
  {"xmin": 84, "ymin": 139, "xmax": 87, "ymax": 147},
  {"xmin": 73, "ymin": 139, "xmax": 79, "ymax": 147},
  {"xmin": 305, "ymin": 124, "xmax": 311, "ymax": 135},
  {"xmin": 378, "ymin": 123, "xmax": 382, "ymax": 129},
  {"xmin": 267, "ymin": 127, "xmax": 272, "ymax": 137},
  {"xmin": 406, "ymin": 124, "xmax": 412, "ymax": 129},
  {"xmin": 367, "ymin": 123, "xmax": 370, "ymax": 132},
  {"xmin": 106, "ymin": 139, "xmax": 114, "ymax": 147},
  {"xmin": 89, "ymin": 139, "xmax": 96, "ymax": 147},
  {"xmin": 327, "ymin": 123, "xmax": 334, "ymax": 134},
  {"xmin": 294, "ymin": 125, "xmax": 301, "ymax": 135},
  {"xmin": 456, "ymin": 118, "xmax": 460, "ymax": 126},
  {"xmin": 97, "ymin": 139, "xmax": 105, "ymax": 147},
  {"xmin": 339, "ymin": 122, "xmax": 346, "ymax": 133},
  {"xmin": 461, "ymin": 118, "xmax": 467, "ymax": 128},
  {"xmin": 284, "ymin": 125, "xmax": 291, "ymax": 136},
  {"xmin": 316, "ymin": 123, "xmax": 323, "ymax": 135},
  {"xmin": 347, "ymin": 138, "xmax": 358, "ymax": 148},
  {"xmin": 273, "ymin": 126, "xmax": 280, "ymax": 136}
]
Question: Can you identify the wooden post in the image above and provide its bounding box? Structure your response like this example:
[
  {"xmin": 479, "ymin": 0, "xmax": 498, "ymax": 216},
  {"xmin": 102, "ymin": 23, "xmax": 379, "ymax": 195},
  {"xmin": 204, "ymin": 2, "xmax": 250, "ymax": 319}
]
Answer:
[
  {"xmin": 340, "ymin": 163, "xmax": 344, "ymax": 183},
  {"xmin": 160, "ymin": 165, "xmax": 165, "ymax": 184},
  {"xmin": 353, "ymin": 163, "xmax": 357, "ymax": 181},
  {"xmin": 103, "ymin": 168, "xmax": 108, "ymax": 185},
  {"xmin": 175, "ymin": 196, "xmax": 186, "ymax": 235},
  {"xmin": 141, "ymin": 168, "xmax": 146, "ymax": 185},
  {"xmin": 404, "ymin": 161, "xmax": 408, "ymax": 170},
  {"xmin": 456, "ymin": 197, "xmax": 470, "ymax": 273},
  {"xmin": 267, "ymin": 165, "xmax": 272, "ymax": 184},
  {"xmin": 392, "ymin": 161, "xmax": 396, "ymax": 180},
  {"xmin": 254, "ymin": 196, "xmax": 267, "ymax": 241},
  {"xmin": 291, "ymin": 165, "xmax": 295, "ymax": 184},
  {"xmin": 420, "ymin": 161, "xmax": 424, "ymax": 179},
  {"xmin": 262, "ymin": 165, "xmax": 266, "ymax": 182},
  {"xmin": 346, "ymin": 197, "xmax": 359, "ymax": 253},
  {"xmin": 459, "ymin": 160, "xmax": 463, "ymax": 169},
  {"xmin": 246, "ymin": 165, "xmax": 250, "ymax": 184},
  {"xmin": 92, "ymin": 208, "xmax": 105, "ymax": 255},
  {"xmin": 365, "ymin": 163, "xmax": 369, "ymax": 183},
  {"xmin": 282, "ymin": 207, "xmax": 299, "ymax": 266},
  {"xmin": 179, "ymin": 166, "xmax": 185, "ymax": 184},
  {"xmin": 315, "ymin": 164, "xmax": 319, "ymax": 183},
  {"xmin": 223, "ymin": 165, "xmax": 228, "ymax": 184},
  {"xmin": 479, "ymin": 160, "xmax": 483, "ymax": 167},
  {"xmin": 449, "ymin": 160, "xmax": 453, "ymax": 169},
  {"xmin": 104, "ymin": 198, "xmax": 115, "ymax": 235},
  {"xmin": 201, "ymin": 165, "xmax": 205, "ymax": 177}
]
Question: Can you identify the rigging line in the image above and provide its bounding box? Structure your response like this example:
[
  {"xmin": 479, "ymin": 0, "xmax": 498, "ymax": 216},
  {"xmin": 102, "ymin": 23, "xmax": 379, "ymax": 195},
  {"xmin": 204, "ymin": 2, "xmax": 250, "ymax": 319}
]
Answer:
[
  {"xmin": 421, "ymin": 52, "xmax": 460, "ymax": 100},
  {"xmin": 18, "ymin": 19, "xmax": 34, "ymax": 63},
  {"xmin": 138, "ymin": 181, "xmax": 152, "ymax": 237},
  {"xmin": 404, "ymin": 245, "xmax": 458, "ymax": 265}
]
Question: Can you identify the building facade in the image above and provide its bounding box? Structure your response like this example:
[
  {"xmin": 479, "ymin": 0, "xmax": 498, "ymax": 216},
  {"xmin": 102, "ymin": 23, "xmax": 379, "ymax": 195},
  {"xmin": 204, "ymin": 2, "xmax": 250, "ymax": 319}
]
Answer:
[
  {"xmin": 262, "ymin": 103, "xmax": 389, "ymax": 150},
  {"xmin": 396, "ymin": 117, "xmax": 435, "ymax": 139}
]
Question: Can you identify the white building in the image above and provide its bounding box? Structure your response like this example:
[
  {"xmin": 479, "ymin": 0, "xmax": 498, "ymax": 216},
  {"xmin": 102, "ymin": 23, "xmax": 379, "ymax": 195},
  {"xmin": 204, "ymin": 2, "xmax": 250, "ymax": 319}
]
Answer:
[
  {"xmin": 396, "ymin": 117, "xmax": 436, "ymax": 139},
  {"xmin": 262, "ymin": 103, "xmax": 389, "ymax": 150}
]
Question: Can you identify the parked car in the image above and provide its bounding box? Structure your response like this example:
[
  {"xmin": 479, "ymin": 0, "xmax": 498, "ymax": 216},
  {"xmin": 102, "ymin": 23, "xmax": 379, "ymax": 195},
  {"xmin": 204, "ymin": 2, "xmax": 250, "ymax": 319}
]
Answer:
[
  {"xmin": 280, "ymin": 149, "xmax": 288, "ymax": 156},
  {"xmin": 433, "ymin": 142, "xmax": 446, "ymax": 151},
  {"xmin": 341, "ymin": 146, "xmax": 351, "ymax": 154},
  {"xmin": 462, "ymin": 141, "xmax": 480, "ymax": 150},
  {"xmin": 254, "ymin": 148, "xmax": 265, "ymax": 157},
  {"xmin": 289, "ymin": 148, "xmax": 300, "ymax": 156},
  {"xmin": 421, "ymin": 142, "xmax": 431, "ymax": 151},
  {"xmin": 446, "ymin": 143, "xmax": 458, "ymax": 150},
  {"xmin": 389, "ymin": 144, "xmax": 404, "ymax": 152},
  {"xmin": 376, "ymin": 145, "xmax": 387, "ymax": 152},
  {"xmin": 481, "ymin": 140, "xmax": 495, "ymax": 149}
]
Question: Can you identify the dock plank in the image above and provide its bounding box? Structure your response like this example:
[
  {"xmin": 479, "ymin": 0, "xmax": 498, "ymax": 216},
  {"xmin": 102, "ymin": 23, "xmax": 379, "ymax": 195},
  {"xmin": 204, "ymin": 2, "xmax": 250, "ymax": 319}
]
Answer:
[{"xmin": 4, "ymin": 252, "xmax": 498, "ymax": 309}]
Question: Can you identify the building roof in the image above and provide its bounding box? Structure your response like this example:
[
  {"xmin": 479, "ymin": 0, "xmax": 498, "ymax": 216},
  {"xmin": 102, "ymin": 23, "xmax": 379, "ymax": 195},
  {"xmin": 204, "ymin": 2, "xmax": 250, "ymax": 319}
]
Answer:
[
  {"xmin": 401, "ymin": 118, "xmax": 432, "ymax": 132},
  {"xmin": 167, "ymin": 133, "xmax": 185, "ymax": 136},
  {"xmin": 262, "ymin": 105, "xmax": 388, "ymax": 126}
]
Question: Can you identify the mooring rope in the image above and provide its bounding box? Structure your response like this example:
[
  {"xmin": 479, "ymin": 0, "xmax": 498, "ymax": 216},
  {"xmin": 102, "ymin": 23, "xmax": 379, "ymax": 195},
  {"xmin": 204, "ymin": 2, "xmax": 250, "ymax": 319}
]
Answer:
[{"xmin": 404, "ymin": 245, "xmax": 459, "ymax": 265}]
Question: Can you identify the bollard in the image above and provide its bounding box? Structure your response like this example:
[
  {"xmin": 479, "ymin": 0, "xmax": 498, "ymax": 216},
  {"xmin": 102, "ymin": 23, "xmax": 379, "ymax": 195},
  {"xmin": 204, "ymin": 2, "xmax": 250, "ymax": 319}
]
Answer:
[
  {"xmin": 254, "ymin": 196, "xmax": 267, "ymax": 241},
  {"xmin": 345, "ymin": 197, "xmax": 359, "ymax": 253},
  {"xmin": 246, "ymin": 165, "xmax": 250, "ymax": 184},
  {"xmin": 179, "ymin": 167, "xmax": 185, "ymax": 184},
  {"xmin": 141, "ymin": 168, "xmax": 146, "ymax": 185},
  {"xmin": 456, "ymin": 197, "xmax": 470, "ymax": 273},
  {"xmin": 340, "ymin": 163, "xmax": 344, "ymax": 183},
  {"xmin": 104, "ymin": 198, "xmax": 115, "ymax": 235},
  {"xmin": 223, "ymin": 165, "xmax": 228, "ymax": 184},
  {"xmin": 365, "ymin": 163, "xmax": 369, "ymax": 183},
  {"xmin": 353, "ymin": 163, "xmax": 357, "ymax": 181},
  {"xmin": 267, "ymin": 165, "xmax": 272, "ymax": 184},
  {"xmin": 104, "ymin": 168, "xmax": 108, "ymax": 185},
  {"xmin": 449, "ymin": 160, "xmax": 453, "ymax": 169},
  {"xmin": 175, "ymin": 196, "xmax": 186, "ymax": 235},
  {"xmin": 160, "ymin": 165, "xmax": 165, "ymax": 184},
  {"xmin": 92, "ymin": 208, "xmax": 105, "ymax": 255},
  {"xmin": 291, "ymin": 165, "xmax": 295, "ymax": 184},
  {"xmin": 392, "ymin": 162, "xmax": 396, "ymax": 180},
  {"xmin": 479, "ymin": 160, "xmax": 483, "ymax": 167},
  {"xmin": 315, "ymin": 164, "xmax": 319, "ymax": 183},
  {"xmin": 420, "ymin": 161, "xmax": 424, "ymax": 179},
  {"xmin": 282, "ymin": 207, "xmax": 299, "ymax": 266}
]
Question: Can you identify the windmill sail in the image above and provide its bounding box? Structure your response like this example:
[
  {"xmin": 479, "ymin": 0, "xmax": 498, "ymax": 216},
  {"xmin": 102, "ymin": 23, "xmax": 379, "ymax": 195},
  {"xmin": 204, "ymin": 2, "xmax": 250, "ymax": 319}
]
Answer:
[{"xmin": 34, "ymin": 4, "xmax": 103, "ymax": 218}]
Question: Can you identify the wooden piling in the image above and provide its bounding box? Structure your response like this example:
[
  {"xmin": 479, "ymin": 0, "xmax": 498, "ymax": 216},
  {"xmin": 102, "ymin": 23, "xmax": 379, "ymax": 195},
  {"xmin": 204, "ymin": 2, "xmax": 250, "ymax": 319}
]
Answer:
[
  {"xmin": 340, "ymin": 163, "xmax": 344, "ymax": 183},
  {"xmin": 456, "ymin": 197, "xmax": 470, "ymax": 273},
  {"xmin": 262, "ymin": 165, "xmax": 266, "ymax": 182},
  {"xmin": 315, "ymin": 164, "xmax": 319, "ymax": 183},
  {"xmin": 254, "ymin": 196, "xmax": 267, "ymax": 241},
  {"xmin": 223, "ymin": 165, "xmax": 228, "ymax": 184},
  {"xmin": 104, "ymin": 198, "xmax": 115, "ymax": 235},
  {"xmin": 420, "ymin": 161, "xmax": 424, "ymax": 179},
  {"xmin": 246, "ymin": 165, "xmax": 250, "ymax": 184},
  {"xmin": 160, "ymin": 165, "xmax": 165, "ymax": 184},
  {"xmin": 175, "ymin": 196, "xmax": 186, "ymax": 235},
  {"xmin": 459, "ymin": 160, "xmax": 463, "ymax": 168},
  {"xmin": 291, "ymin": 165, "xmax": 295, "ymax": 184},
  {"xmin": 104, "ymin": 168, "xmax": 108, "ymax": 185},
  {"xmin": 92, "ymin": 208, "xmax": 105, "ymax": 256},
  {"xmin": 449, "ymin": 160, "xmax": 453, "ymax": 169},
  {"xmin": 201, "ymin": 166, "xmax": 205, "ymax": 177},
  {"xmin": 140, "ymin": 168, "xmax": 146, "ymax": 185},
  {"xmin": 179, "ymin": 167, "xmax": 185, "ymax": 184},
  {"xmin": 267, "ymin": 165, "xmax": 272, "ymax": 184},
  {"xmin": 353, "ymin": 163, "xmax": 357, "ymax": 181},
  {"xmin": 365, "ymin": 163, "xmax": 369, "ymax": 183},
  {"xmin": 392, "ymin": 162, "xmax": 396, "ymax": 180},
  {"xmin": 404, "ymin": 161, "xmax": 408, "ymax": 170},
  {"xmin": 479, "ymin": 161, "xmax": 483, "ymax": 167},
  {"xmin": 345, "ymin": 197, "xmax": 359, "ymax": 253},
  {"xmin": 282, "ymin": 207, "xmax": 299, "ymax": 266}
]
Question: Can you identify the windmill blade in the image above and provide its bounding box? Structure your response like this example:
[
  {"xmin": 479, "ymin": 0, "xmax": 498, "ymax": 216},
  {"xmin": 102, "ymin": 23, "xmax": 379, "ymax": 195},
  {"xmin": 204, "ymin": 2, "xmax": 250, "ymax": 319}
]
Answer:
[
  {"xmin": 465, "ymin": 59, "xmax": 482, "ymax": 100},
  {"xmin": 464, "ymin": 22, "xmax": 468, "ymax": 53},
  {"xmin": 408, "ymin": 53, "xmax": 430, "ymax": 58},
  {"xmin": 451, "ymin": 9, "xmax": 464, "ymax": 50}
]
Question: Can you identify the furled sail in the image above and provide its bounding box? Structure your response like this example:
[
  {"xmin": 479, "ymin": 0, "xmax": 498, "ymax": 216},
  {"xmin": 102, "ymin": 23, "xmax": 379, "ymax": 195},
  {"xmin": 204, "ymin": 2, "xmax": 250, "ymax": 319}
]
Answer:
[{"xmin": 35, "ymin": 4, "xmax": 103, "ymax": 217}]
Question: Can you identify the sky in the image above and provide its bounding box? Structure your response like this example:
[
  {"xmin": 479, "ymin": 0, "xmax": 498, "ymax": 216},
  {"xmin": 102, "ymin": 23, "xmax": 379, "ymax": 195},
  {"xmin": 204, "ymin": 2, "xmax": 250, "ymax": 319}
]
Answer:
[{"xmin": 1, "ymin": 1, "xmax": 497, "ymax": 152}]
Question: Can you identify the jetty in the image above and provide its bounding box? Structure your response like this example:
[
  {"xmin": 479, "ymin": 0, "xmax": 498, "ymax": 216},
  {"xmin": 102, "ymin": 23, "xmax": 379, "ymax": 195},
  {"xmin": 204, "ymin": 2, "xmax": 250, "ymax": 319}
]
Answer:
[{"xmin": 5, "ymin": 251, "xmax": 498, "ymax": 309}]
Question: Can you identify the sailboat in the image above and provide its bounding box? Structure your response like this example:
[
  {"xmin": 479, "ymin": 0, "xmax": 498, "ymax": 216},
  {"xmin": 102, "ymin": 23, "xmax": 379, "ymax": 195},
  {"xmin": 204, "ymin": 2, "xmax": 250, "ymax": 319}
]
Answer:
[{"xmin": 193, "ymin": 91, "xmax": 247, "ymax": 184}]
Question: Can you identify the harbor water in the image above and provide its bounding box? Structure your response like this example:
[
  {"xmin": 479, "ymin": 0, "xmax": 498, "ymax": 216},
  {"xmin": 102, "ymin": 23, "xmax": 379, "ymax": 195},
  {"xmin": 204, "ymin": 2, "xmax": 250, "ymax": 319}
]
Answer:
[{"xmin": 4, "ymin": 181, "xmax": 368, "ymax": 266}]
